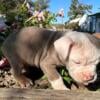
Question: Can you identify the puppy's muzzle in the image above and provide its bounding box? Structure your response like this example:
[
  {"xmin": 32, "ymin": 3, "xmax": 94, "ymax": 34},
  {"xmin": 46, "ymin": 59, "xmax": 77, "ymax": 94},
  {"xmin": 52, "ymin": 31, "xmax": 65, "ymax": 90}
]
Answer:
[
  {"xmin": 83, "ymin": 74, "xmax": 95, "ymax": 81},
  {"xmin": 83, "ymin": 74, "xmax": 97, "ymax": 85}
]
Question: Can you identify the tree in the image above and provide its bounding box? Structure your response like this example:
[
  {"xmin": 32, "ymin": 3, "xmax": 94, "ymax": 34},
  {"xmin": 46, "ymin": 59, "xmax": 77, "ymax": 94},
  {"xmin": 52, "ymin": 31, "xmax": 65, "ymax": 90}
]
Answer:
[
  {"xmin": 68, "ymin": 0, "xmax": 92, "ymax": 20},
  {"xmin": 0, "ymin": 0, "xmax": 25, "ymax": 14},
  {"xmin": 33, "ymin": 0, "xmax": 50, "ymax": 11},
  {"xmin": 0, "ymin": 0, "xmax": 34, "ymax": 26}
]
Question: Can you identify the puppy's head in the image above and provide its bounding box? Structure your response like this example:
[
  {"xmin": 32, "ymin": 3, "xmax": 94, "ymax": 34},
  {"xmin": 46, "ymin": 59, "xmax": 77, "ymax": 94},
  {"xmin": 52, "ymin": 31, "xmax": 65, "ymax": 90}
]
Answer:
[{"xmin": 54, "ymin": 31, "xmax": 100, "ymax": 85}]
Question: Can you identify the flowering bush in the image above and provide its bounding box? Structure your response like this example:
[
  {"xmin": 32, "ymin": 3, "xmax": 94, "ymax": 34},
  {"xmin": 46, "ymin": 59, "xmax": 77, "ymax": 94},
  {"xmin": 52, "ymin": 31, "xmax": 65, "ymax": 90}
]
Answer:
[
  {"xmin": 8, "ymin": 1, "xmax": 57, "ymax": 28},
  {"xmin": 24, "ymin": 10, "xmax": 57, "ymax": 28},
  {"xmin": 5, "ymin": 1, "xmax": 56, "ymax": 28}
]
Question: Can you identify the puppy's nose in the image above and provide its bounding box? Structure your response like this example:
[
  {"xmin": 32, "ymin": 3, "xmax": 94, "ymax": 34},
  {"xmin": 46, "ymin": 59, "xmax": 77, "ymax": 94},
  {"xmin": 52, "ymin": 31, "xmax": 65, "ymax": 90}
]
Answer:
[{"xmin": 83, "ymin": 74, "xmax": 94, "ymax": 81}]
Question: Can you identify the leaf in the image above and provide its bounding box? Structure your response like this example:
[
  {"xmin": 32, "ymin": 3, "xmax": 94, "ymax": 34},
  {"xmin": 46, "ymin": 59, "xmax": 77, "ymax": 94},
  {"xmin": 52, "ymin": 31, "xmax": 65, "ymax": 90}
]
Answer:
[
  {"xmin": 61, "ymin": 69, "xmax": 65, "ymax": 76},
  {"xmin": 63, "ymin": 76, "xmax": 72, "ymax": 84}
]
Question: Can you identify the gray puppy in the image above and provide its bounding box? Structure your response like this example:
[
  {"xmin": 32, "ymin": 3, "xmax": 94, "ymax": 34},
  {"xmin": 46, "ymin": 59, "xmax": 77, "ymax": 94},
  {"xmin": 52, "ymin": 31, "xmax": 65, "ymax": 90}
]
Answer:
[{"xmin": 2, "ymin": 27, "xmax": 100, "ymax": 90}]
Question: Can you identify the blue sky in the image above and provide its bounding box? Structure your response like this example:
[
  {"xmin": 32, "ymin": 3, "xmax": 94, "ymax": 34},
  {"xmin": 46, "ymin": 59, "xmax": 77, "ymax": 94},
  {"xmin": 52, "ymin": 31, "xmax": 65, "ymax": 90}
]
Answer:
[{"xmin": 48, "ymin": 0, "xmax": 100, "ymax": 23}]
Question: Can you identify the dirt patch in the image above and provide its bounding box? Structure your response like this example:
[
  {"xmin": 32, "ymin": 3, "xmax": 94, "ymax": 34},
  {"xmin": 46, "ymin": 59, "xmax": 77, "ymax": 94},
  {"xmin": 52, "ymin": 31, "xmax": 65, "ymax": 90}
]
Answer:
[{"xmin": 0, "ymin": 65, "xmax": 51, "ymax": 89}]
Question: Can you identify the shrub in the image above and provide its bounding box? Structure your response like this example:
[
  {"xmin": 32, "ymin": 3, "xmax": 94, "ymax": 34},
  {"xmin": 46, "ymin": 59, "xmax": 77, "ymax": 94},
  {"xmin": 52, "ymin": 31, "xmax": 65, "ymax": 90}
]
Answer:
[{"xmin": 65, "ymin": 22, "xmax": 79, "ymax": 30}]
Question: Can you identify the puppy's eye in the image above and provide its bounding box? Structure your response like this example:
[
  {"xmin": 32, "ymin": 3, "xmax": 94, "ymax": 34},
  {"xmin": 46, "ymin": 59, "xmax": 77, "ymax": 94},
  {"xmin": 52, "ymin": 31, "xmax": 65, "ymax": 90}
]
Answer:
[{"xmin": 73, "ymin": 60, "xmax": 81, "ymax": 64}]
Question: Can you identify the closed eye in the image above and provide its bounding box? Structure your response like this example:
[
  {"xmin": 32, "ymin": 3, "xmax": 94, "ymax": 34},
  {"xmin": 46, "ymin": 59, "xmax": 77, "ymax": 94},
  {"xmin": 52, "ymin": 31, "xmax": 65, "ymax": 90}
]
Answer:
[{"xmin": 72, "ymin": 60, "xmax": 81, "ymax": 64}]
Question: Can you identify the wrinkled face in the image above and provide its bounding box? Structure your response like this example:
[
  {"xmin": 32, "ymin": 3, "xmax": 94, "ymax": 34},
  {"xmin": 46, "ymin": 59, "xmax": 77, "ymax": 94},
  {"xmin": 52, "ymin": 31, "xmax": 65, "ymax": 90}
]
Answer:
[
  {"xmin": 54, "ymin": 32, "xmax": 100, "ymax": 85},
  {"xmin": 67, "ymin": 43, "xmax": 99, "ymax": 85}
]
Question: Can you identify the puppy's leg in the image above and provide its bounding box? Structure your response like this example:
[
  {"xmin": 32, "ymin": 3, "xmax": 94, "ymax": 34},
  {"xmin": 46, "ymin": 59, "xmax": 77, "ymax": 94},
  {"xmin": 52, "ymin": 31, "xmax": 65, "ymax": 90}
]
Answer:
[
  {"xmin": 40, "ymin": 60, "xmax": 69, "ymax": 90},
  {"xmin": 2, "ymin": 48, "xmax": 33, "ymax": 88},
  {"xmin": 10, "ymin": 57, "xmax": 33, "ymax": 88}
]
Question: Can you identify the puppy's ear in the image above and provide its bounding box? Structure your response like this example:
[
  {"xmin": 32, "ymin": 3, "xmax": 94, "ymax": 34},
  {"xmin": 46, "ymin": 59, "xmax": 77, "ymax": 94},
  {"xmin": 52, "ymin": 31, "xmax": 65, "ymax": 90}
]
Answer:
[{"xmin": 54, "ymin": 36, "xmax": 74, "ymax": 60}]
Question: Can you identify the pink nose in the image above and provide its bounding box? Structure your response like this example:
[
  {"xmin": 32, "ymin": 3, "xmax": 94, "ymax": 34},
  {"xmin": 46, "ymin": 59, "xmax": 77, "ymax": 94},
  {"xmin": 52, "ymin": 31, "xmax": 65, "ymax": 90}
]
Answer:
[{"xmin": 82, "ymin": 73, "xmax": 94, "ymax": 81}]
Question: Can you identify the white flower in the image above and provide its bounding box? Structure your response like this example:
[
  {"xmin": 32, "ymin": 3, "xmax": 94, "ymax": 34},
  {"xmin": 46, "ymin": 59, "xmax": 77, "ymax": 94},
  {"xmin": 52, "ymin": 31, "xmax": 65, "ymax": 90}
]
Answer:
[
  {"xmin": 26, "ymin": 3, "xmax": 30, "ymax": 9},
  {"xmin": 34, "ymin": 10, "xmax": 39, "ymax": 17},
  {"xmin": 57, "ymin": 8, "xmax": 64, "ymax": 17},
  {"xmin": 34, "ymin": 11, "xmax": 45, "ymax": 21},
  {"xmin": 38, "ymin": 11, "xmax": 45, "ymax": 21}
]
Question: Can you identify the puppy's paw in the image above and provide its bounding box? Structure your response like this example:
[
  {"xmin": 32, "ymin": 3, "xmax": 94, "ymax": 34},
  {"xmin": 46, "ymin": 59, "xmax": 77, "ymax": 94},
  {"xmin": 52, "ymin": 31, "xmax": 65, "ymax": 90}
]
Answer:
[
  {"xmin": 50, "ymin": 77, "xmax": 70, "ymax": 90},
  {"xmin": 16, "ymin": 76, "xmax": 33, "ymax": 88}
]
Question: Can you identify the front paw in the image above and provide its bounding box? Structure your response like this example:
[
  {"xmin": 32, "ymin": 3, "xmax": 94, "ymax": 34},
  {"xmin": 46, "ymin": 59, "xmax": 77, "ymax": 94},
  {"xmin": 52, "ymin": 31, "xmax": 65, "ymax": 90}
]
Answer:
[
  {"xmin": 50, "ymin": 77, "xmax": 70, "ymax": 90},
  {"xmin": 53, "ymin": 84, "xmax": 70, "ymax": 90}
]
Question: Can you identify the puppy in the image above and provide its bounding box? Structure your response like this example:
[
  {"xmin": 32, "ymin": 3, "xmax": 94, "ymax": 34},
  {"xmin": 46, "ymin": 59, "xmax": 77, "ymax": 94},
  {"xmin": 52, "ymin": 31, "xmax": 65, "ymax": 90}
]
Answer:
[{"xmin": 2, "ymin": 27, "xmax": 100, "ymax": 90}]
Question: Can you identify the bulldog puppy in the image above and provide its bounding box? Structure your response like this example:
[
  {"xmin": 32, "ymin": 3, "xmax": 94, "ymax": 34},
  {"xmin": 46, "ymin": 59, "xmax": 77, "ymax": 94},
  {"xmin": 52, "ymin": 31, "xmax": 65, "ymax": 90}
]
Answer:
[{"xmin": 2, "ymin": 27, "xmax": 100, "ymax": 90}]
